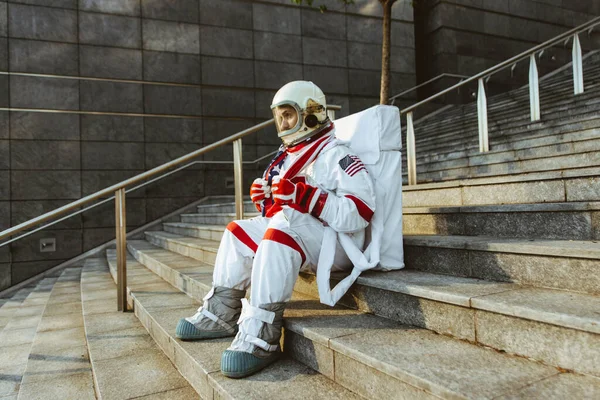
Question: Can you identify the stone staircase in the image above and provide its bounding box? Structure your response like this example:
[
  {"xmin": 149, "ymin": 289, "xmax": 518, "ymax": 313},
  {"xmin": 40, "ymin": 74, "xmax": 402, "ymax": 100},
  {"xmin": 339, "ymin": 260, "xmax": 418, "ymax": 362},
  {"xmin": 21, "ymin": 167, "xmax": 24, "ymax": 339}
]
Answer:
[{"xmin": 1, "ymin": 48, "xmax": 600, "ymax": 400}]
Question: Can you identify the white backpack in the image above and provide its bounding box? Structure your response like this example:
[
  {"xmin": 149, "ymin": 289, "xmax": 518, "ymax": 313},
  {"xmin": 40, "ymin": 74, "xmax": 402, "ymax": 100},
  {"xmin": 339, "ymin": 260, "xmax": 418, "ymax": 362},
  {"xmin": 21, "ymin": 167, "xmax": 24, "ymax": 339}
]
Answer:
[{"xmin": 316, "ymin": 105, "xmax": 405, "ymax": 306}]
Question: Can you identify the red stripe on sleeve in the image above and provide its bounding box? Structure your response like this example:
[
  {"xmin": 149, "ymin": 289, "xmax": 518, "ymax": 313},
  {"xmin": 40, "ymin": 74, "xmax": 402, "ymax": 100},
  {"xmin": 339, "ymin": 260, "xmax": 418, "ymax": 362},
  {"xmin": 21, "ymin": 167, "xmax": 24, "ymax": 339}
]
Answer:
[
  {"xmin": 227, "ymin": 222, "xmax": 258, "ymax": 253},
  {"xmin": 263, "ymin": 228, "xmax": 306, "ymax": 265},
  {"xmin": 345, "ymin": 195, "xmax": 374, "ymax": 222}
]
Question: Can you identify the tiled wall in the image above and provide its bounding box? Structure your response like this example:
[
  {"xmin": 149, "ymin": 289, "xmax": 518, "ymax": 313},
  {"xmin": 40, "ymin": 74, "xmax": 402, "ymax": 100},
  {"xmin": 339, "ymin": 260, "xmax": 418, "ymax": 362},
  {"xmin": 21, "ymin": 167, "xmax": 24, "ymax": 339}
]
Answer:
[
  {"xmin": 0, "ymin": 0, "xmax": 416, "ymax": 289},
  {"xmin": 418, "ymin": 0, "xmax": 600, "ymax": 97}
]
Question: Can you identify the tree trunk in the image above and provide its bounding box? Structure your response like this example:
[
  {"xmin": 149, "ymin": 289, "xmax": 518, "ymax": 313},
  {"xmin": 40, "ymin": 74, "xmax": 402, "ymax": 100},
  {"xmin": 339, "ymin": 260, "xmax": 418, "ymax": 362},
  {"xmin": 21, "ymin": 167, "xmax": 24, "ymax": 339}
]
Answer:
[{"xmin": 379, "ymin": 0, "xmax": 395, "ymax": 104}]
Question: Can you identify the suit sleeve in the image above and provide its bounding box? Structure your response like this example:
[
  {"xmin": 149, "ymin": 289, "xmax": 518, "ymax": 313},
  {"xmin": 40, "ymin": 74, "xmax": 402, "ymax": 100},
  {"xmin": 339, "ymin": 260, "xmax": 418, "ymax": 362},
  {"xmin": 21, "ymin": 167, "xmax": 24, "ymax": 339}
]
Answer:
[{"xmin": 313, "ymin": 152, "xmax": 376, "ymax": 233}]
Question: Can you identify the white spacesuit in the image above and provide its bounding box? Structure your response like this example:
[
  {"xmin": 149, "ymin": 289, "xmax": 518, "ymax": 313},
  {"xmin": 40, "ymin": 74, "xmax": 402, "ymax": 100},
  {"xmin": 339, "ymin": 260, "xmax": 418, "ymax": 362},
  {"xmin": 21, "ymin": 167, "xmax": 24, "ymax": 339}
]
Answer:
[{"xmin": 176, "ymin": 81, "xmax": 375, "ymax": 379}]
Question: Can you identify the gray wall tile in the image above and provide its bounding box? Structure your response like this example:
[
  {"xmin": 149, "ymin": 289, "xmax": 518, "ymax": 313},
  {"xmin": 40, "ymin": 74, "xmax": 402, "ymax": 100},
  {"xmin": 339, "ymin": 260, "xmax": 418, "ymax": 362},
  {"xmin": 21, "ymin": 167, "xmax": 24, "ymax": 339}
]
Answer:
[
  {"xmin": 347, "ymin": 0, "xmax": 413, "ymax": 21},
  {"xmin": 82, "ymin": 197, "xmax": 145, "ymax": 227},
  {"xmin": 203, "ymin": 119, "xmax": 255, "ymax": 146},
  {"xmin": 0, "ymin": 111, "xmax": 7, "ymax": 139},
  {"xmin": 202, "ymin": 56, "xmax": 254, "ymax": 88},
  {"xmin": 347, "ymin": 15, "xmax": 381, "ymax": 44},
  {"xmin": 0, "ymin": 75, "xmax": 6, "ymax": 107},
  {"xmin": 80, "ymin": 46, "xmax": 142, "ymax": 80},
  {"xmin": 392, "ymin": 21, "xmax": 415, "ymax": 48},
  {"xmin": 348, "ymin": 96, "xmax": 377, "ymax": 113},
  {"xmin": 144, "ymin": 117, "xmax": 202, "ymax": 143},
  {"xmin": 81, "ymin": 115, "xmax": 144, "ymax": 142},
  {"xmin": 10, "ymin": 112, "xmax": 79, "ymax": 140},
  {"xmin": 143, "ymin": 19, "xmax": 199, "ymax": 54},
  {"xmin": 0, "ymin": 2, "xmax": 6, "ymax": 37},
  {"xmin": 9, "ymin": 4, "xmax": 77, "ymax": 42},
  {"xmin": 79, "ymin": 12, "xmax": 141, "ymax": 48},
  {"xmin": 254, "ymin": 31, "xmax": 301, "ymax": 63},
  {"xmin": 255, "ymin": 90, "xmax": 276, "ymax": 119},
  {"xmin": 146, "ymin": 196, "xmax": 198, "ymax": 220},
  {"xmin": 348, "ymin": 41, "xmax": 380, "ymax": 70},
  {"xmin": 80, "ymin": 81, "xmax": 143, "ymax": 113},
  {"xmin": 0, "ymin": 140, "xmax": 7, "ymax": 168},
  {"xmin": 348, "ymin": 69, "xmax": 379, "ymax": 96},
  {"xmin": 303, "ymin": 37, "xmax": 347, "ymax": 67},
  {"xmin": 0, "ymin": 170, "xmax": 7, "ymax": 200},
  {"xmin": 301, "ymin": 8, "xmax": 346, "ymax": 40},
  {"xmin": 10, "ymin": 75, "xmax": 79, "ymax": 110},
  {"xmin": 146, "ymin": 170, "xmax": 204, "ymax": 198},
  {"xmin": 11, "ymin": 200, "xmax": 82, "ymax": 229},
  {"xmin": 10, "ymin": 1, "xmax": 77, "ymax": 9},
  {"xmin": 82, "ymin": 142, "xmax": 145, "ymax": 170},
  {"xmin": 202, "ymin": 88, "xmax": 254, "ymax": 118},
  {"xmin": 141, "ymin": 0, "xmax": 198, "ymax": 23},
  {"xmin": 201, "ymin": 26, "xmax": 253, "ymax": 59},
  {"xmin": 79, "ymin": 0, "xmax": 140, "ymax": 16},
  {"xmin": 11, "ymin": 260, "xmax": 66, "ymax": 285},
  {"xmin": 0, "ymin": 263, "xmax": 9, "ymax": 291},
  {"xmin": 144, "ymin": 85, "xmax": 202, "ymax": 116},
  {"xmin": 253, "ymin": 3, "xmax": 300, "ymax": 35},
  {"xmin": 82, "ymin": 228, "xmax": 114, "ymax": 251},
  {"xmin": 143, "ymin": 51, "xmax": 200, "ymax": 84},
  {"xmin": 255, "ymin": 124, "xmax": 280, "ymax": 146},
  {"xmin": 199, "ymin": 0, "xmax": 252, "ymax": 30},
  {"xmin": 81, "ymin": 170, "xmax": 146, "ymax": 197},
  {"xmin": 303, "ymin": 65, "xmax": 349, "ymax": 94},
  {"xmin": 326, "ymin": 94, "xmax": 350, "ymax": 118},
  {"xmin": 254, "ymin": 60, "xmax": 302, "ymax": 90},
  {"xmin": 9, "ymin": 39, "xmax": 78, "ymax": 75},
  {"xmin": 145, "ymin": 143, "xmax": 201, "ymax": 169},
  {"xmin": 391, "ymin": 46, "xmax": 415, "ymax": 73},
  {"xmin": 11, "ymin": 140, "xmax": 80, "ymax": 170},
  {"xmin": 0, "ymin": 37, "xmax": 6, "ymax": 69},
  {"xmin": 11, "ymin": 170, "xmax": 81, "ymax": 200},
  {"xmin": 11, "ymin": 229, "xmax": 82, "ymax": 262}
]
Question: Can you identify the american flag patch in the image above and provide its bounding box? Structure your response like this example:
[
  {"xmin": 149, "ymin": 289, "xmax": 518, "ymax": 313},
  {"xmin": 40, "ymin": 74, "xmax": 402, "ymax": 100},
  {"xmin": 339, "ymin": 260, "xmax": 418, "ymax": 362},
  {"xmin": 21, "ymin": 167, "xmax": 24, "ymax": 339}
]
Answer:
[{"xmin": 339, "ymin": 155, "xmax": 366, "ymax": 176}]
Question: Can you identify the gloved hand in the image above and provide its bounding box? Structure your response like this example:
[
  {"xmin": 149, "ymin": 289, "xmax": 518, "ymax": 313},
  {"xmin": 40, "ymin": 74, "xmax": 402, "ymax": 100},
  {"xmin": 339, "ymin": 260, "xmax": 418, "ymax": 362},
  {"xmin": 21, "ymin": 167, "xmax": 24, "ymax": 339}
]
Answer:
[
  {"xmin": 271, "ymin": 176, "xmax": 323, "ymax": 215},
  {"xmin": 250, "ymin": 178, "xmax": 271, "ymax": 208}
]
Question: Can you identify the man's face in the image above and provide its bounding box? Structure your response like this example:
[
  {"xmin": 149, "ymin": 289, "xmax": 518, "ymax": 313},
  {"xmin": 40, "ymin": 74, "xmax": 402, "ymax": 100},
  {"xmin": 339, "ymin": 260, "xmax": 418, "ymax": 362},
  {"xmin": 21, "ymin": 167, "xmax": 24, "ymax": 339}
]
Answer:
[{"xmin": 274, "ymin": 105, "xmax": 299, "ymax": 132}]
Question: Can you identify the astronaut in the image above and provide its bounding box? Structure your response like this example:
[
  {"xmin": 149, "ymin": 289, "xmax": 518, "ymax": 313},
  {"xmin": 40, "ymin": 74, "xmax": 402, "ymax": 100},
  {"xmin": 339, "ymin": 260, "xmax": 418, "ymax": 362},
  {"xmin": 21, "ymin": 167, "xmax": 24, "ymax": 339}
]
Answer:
[{"xmin": 176, "ymin": 81, "xmax": 375, "ymax": 379}]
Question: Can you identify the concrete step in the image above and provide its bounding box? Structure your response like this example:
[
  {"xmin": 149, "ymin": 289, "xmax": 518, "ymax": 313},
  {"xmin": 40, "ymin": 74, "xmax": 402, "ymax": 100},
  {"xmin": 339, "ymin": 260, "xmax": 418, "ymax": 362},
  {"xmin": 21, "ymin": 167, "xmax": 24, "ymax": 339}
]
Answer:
[
  {"xmin": 180, "ymin": 212, "xmax": 259, "ymax": 226},
  {"xmin": 409, "ymin": 117, "xmax": 600, "ymax": 165},
  {"xmin": 412, "ymin": 135, "xmax": 600, "ymax": 176},
  {"xmin": 0, "ymin": 287, "xmax": 37, "ymax": 332},
  {"xmin": 412, "ymin": 76, "xmax": 600, "ymax": 137},
  {"xmin": 404, "ymin": 234, "xmax": 600, "ymax": 295},
  {"xmin": 123, "ymin": 240, "xmax": 600, "ymax": 398},
  {"xmin": 403, "ymin": 201, "xmax": 600, "ymax": 240},
  {"xmin": 140, "ymin": 230, "xmax": 600, "ymax": 376},
  {"xmin": 164, "ymin": 212, "xmax": 600, "ymax": 295},
  {"xmin": 80, "ymin": 258, "xmax": 197, "ymax": 400},
  {"xmin": 16, "ymin": 267, "xmax": 96, "ymax": 400},
  {"xmin": 104, "ymin": 250, "xmax": 364, "ymax": 400},
  {"xmin": 411, "ymin": 98, "xmax": 600, "ymax": 154},
  {"xmin": 0, "ymin": 277, "xmax": 57, "ymax": 400}
]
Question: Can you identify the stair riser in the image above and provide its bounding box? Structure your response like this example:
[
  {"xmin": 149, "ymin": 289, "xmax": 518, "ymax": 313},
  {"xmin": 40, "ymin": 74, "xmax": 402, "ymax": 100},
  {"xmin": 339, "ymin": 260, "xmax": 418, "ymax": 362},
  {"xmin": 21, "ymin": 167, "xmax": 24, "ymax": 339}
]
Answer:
[
  {"xmin": 163, "ymin": 225, "xmax": 223, "ymax": 242},
  {"xmin": 196, "ymin": 204, "xmax": 257, "ymax": 214},
  {"xmin": 410, "ymin": 119, "xmax": 600, "ymax": 164},
  {"xmin": 181, "ymin": 215, "xmax": 236, "ymax": 226},
  {"xmin": 283, "ymin": 330, "xmax": 439, "ymax": 400},
  {"xmin": 403, "ymin": 245, "xmax": 600, "ymax": 295},
  {"xmin": 404, "ymin": 210, "xmax": 599, "ymax": 240},
  {"xmin": 413, "ymin": 85, "xmax": 600, "ymax": 137},
  {"xmin": 144, "ymin": 233, "xmax": 218, "ymax": 265},
  {"xmin": 412, "ymin": 131, "xmax": 600, "ymax": 173},
  {"xmin": 293, "ymin": 276, "xmax": 600, "ymax": 377}
]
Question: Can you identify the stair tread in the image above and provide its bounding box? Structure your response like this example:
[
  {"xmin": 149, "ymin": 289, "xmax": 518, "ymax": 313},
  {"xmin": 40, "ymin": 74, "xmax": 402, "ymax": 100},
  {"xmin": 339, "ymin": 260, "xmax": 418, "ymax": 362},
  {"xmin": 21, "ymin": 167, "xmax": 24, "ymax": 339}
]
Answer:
[
  {"xmin": 130, "ymin": 236, "xmax": 600, "ymax": 335},
  {"xmin": 120, "ymin": 241, "xmax": 600, "ymax": 399},
  {"xmin": 104, "ymin": 252, "xmax": 363, "ymax": 400}
]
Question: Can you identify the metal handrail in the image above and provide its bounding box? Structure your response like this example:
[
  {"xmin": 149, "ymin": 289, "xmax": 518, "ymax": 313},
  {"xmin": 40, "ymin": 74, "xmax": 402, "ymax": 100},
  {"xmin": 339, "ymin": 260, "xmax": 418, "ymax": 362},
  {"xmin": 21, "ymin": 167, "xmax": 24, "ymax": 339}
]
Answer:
[
  {"xmin": 402, "ymin": 15, "xmax": 600, "ymax": 186},
  {"xmin": 0, "ymin": 152, "xmax": 279, "ymax": 249},
  {"xmin": 401, "ymin": 16, "xmax": 600, "ymax": 115},
  {"xmin": 0, "ymin": 104, "xmax": 341, "ymax": 310},
  {"xmin": 389, "ymin": 73, "xmax": 469, "ymax": 104}
]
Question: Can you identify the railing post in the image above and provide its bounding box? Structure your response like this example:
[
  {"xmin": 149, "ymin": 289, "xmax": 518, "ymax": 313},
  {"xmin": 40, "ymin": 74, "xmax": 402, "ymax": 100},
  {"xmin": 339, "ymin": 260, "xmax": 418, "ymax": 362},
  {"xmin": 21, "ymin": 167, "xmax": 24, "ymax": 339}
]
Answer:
[
  {"xmin": 406, "ymin": 112, "xmax": 417, "ymax": 186},
  {"xmin": 115, "ymin": 188, "xmax": 127, "ymax": 312},
  {"xmin": 233, "ymin": 139, "xmax": 244, "ymax": 221},
  {"xmin": 477, "ymin": 78, "xmax": 489, "ymax": 152},
  {"xmin": 572, "ymin": 33, "xmax": 584, "ymax": 95},
  {"xmin": 529, "ymin": 54, "xmax": 541, "ymax": 122}
]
